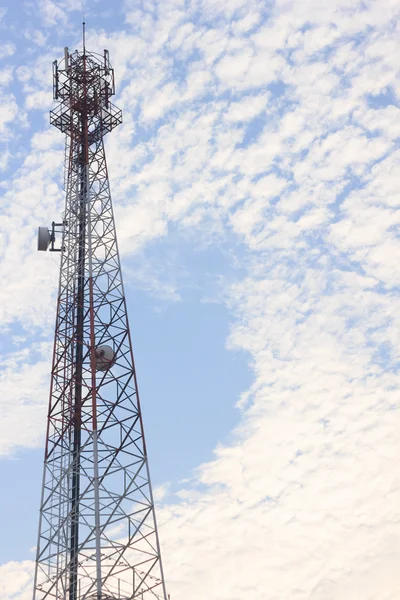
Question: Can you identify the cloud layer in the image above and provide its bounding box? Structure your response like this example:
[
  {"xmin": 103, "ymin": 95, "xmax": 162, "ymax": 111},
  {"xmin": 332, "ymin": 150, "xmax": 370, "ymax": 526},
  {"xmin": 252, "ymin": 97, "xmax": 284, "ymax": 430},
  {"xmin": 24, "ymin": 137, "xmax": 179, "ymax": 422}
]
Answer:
[{"xmin": 1, "ymin": 0, "xmax": 400, "ymax": 598}]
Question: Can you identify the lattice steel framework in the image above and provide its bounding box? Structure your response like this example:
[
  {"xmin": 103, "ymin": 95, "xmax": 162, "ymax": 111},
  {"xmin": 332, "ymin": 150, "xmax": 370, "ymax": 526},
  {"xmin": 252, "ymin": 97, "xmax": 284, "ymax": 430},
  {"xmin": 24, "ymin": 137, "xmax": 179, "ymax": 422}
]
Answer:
[{"xmin": 33, "ymin": 41, "xmax": 168, "ymax": 600}]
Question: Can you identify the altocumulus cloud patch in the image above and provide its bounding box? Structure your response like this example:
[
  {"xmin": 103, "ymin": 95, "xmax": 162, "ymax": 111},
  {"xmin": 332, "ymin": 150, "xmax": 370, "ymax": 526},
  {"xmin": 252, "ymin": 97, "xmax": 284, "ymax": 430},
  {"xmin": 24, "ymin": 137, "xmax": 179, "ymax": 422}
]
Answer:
[{"xmin": 1, "ymin": 0, "xmax": 400, "ymax": 599}]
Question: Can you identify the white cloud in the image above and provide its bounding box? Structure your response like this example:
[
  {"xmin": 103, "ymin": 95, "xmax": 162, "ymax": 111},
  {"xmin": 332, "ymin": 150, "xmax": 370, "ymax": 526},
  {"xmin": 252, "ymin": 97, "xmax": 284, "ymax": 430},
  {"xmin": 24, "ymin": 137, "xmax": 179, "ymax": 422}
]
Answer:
[
  {"xmin": 37, "ymin": 0, "xmax": 69, "ymax": 26},
  {"xmin": 0, "ymin": 96, "xmax": 18, "ymax": 140},
  {"xmin": 0, "ymin": 561, "xmax": 33, "ymax": 600},
  {"xmin": 23, "ymin": 28, "xmax": 48, "ymax": 47},
  {"xmin": 0, "ymin": 68, "xmax": 12, "ymax": 87},
  {"xmin": 232, "ymin": 11, "xmax": 261, "ymax": 34},
  {"xmin": 0, "ymin": 42, "xmax": 15, "ymax": 60},
  {"xmin": 0, "ymin": 346, "xmax": 50, "ymax": 456},
  {"xmin": 223, "ymin": 93, "xmax": 268, "ymax": 122}
]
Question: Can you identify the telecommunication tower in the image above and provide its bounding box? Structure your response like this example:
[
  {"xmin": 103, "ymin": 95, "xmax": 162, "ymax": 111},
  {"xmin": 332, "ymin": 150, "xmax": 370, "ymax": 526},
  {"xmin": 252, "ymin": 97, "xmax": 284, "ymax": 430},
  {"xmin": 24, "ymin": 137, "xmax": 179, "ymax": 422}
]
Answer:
[{"xmin": 33, "ymin": 29, "xmax": 168, "ymax": 600}]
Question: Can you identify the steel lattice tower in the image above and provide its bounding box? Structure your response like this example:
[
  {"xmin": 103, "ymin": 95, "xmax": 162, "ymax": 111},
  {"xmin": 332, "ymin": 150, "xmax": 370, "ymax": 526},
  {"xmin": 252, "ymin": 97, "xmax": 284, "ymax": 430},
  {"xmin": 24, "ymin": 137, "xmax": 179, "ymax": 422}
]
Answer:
[{"xmin": 33, "ymin": 34, "xmax": 168, "ymax": 600}]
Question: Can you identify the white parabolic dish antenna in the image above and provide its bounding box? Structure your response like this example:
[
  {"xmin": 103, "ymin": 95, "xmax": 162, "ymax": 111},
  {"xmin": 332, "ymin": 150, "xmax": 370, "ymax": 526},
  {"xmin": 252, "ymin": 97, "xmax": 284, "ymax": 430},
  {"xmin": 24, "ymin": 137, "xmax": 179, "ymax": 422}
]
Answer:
[{"xmin": 95, "ymin": 345, "xmax": 115, "ymax": 371}]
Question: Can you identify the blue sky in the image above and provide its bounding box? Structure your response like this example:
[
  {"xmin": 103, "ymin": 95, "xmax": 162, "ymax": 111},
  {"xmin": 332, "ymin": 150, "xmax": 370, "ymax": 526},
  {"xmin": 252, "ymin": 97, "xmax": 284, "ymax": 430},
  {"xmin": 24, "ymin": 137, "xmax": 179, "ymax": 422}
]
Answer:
[
  {"xmin": 1, "ymin": 0, "xmax": 400, "ymax": 599},
  {"xmin": 0, "ymin": 0, "xmax": 254, "ymax": 573}
]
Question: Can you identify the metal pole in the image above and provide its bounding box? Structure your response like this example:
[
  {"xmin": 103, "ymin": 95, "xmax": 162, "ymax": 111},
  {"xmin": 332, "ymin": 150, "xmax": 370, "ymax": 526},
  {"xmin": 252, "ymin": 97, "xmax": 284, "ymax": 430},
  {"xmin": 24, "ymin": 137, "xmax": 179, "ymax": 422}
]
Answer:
[
  {"xmin": 69, "ymin": 102, "xmax": 88, "ymax": 600},
  {"xmin": 86, "ymin": 143, "xmax": 102, "ymax": 599},
  {"xmin": 69, "ymin": 153, "xmax": 85, "ymax": 600}
]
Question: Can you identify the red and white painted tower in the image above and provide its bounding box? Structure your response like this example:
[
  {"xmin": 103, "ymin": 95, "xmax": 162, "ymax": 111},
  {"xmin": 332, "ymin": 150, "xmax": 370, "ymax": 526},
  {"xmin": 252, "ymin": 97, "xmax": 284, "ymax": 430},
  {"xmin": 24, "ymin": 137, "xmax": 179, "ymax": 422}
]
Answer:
[{"xmin": 33, "ymin": 30, "xmax": 168, "ymax": 600}]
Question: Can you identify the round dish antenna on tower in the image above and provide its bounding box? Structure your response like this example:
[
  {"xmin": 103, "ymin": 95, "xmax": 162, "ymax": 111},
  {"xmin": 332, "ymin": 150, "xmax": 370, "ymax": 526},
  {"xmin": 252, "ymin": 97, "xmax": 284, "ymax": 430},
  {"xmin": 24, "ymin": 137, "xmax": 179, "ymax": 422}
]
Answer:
[
  {"xmin": 37, "ymin": 222, "xmax": 64, "ymax": 252},
  {"xmin": 37, "ymin": 227, "xmax": 51, "ymax": 251},
  {"xmin": 95, "ymin": 344, "xmax": 115, "ymax": 371}
]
